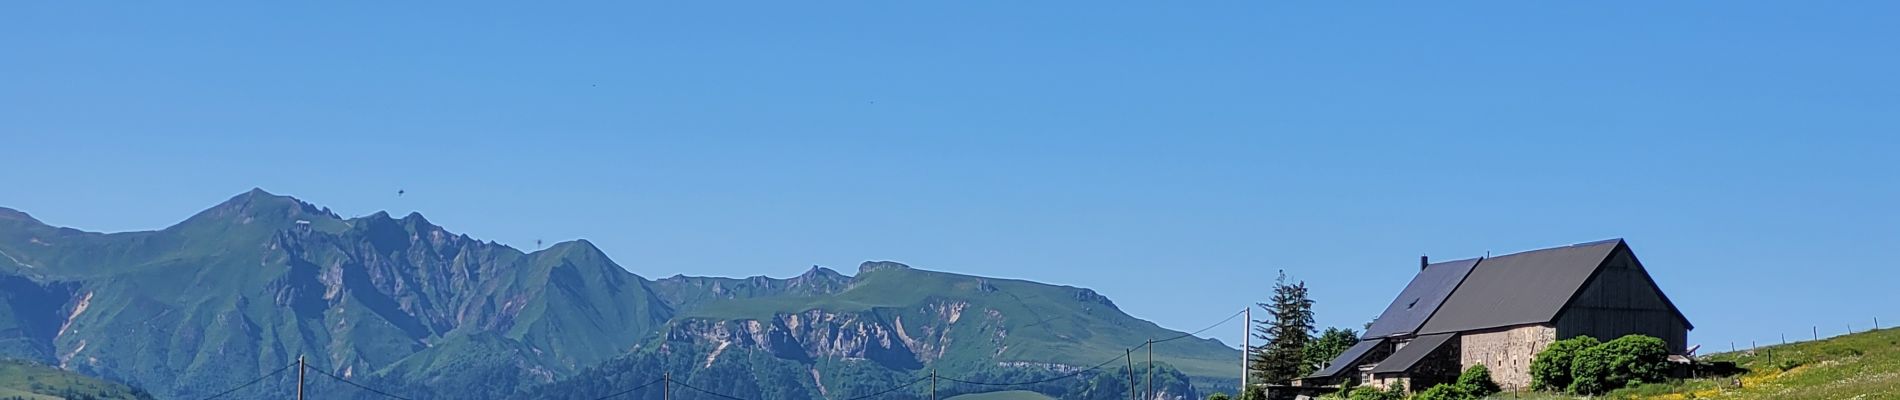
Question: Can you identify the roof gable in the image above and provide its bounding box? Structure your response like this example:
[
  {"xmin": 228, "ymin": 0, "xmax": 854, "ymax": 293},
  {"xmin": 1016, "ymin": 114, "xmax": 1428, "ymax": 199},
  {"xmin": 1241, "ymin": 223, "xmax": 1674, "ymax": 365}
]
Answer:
[
  {"xmin": 1307, "ymin": 338, "xmax": 1385, "ymax": 379},
  {"xmin": 1362, "ymin": 258, "xmax": 1480, "ymax": 339},
  {"xmin": 1368, "ymin": 333, "xmax": 1456, "ymax": 374},
  {"xmin": 1551, "ymin": 242, "xmax": 1695, "ymax": 330},
  {"xmin": 1417, "ymin": 239, "xmax": 1622, "ymax": 334}
]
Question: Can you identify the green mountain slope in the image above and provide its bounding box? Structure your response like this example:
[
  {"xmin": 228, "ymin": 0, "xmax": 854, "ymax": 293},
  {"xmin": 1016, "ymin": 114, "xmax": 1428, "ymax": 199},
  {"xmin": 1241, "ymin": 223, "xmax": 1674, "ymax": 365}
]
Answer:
[
  {"xmin": 0, "ymin": 359, "xmax": 153, "ymax": 400},
  {"xmin": 527, "ymin": 262, "xmax": 1236, "ymax": 400},
  {"xmin": 0, "ymin": 190, "xmax": 674, "ymax": 399},
  {"xmin": 0, "ymin": 190, "xmax": 1238, "ymax": 400},
  {"xmin": 676, "ymin": 264, "xmax": 1237, "ymax": 379}
]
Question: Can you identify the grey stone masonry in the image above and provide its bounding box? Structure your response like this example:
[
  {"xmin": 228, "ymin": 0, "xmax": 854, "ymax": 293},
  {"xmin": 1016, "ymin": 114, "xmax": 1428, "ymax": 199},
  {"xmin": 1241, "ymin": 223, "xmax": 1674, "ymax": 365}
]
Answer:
[{"xmin": 1458, "ymin": 324, "xmax": 1556, "ymax": 389}]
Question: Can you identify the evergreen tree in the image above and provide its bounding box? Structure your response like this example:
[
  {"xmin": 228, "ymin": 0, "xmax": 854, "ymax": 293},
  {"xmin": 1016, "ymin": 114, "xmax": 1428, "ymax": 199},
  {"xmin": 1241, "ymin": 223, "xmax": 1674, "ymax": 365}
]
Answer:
[
  {"xmin": 1249, "ymin": 270, "xmax": 1315, "ymax": 385},
  {"xmin": 1304, "ymin": 327, "xmax": 1360, "ymax": 374}
]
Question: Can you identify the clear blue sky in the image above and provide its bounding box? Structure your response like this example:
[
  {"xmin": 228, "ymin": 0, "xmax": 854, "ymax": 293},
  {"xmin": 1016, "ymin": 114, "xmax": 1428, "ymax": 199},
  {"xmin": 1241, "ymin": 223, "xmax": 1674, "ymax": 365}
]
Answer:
[{"xmin": 3, "ymin": 2, "xmax": 1895, "ymax": 353}]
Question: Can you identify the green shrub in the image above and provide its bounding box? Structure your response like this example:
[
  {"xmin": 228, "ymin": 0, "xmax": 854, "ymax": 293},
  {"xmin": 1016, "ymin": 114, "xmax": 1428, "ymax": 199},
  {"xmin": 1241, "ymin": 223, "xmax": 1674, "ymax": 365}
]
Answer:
[
  {"xmin": 1454, "ymin": 365, "xmax": 1500, "ymax": 397},
  {"xmin": 1207, "ymin": 393, "xmax": 1230, "ymax": 400},
  {"xmin": 1239, "ymin": 385, "xmax": 1265, "ymax": 400},
  {"xmin": 1316, "ymin": 388, "xmax": 1344, "ymax": 400},
  {"xmin": 1410, "ymin": 383, "xmax": 1475, "ymax": 400},
  {"xmin": 1600, "ymin": 334, "xmax": 1670, "ymax": 386},
  {"xmin": 1568, "ymin": 345, "xmax": 1613, "ymax": 395},
  {"xmin": 1342, "ymin": 386, "xmax": 1386, "ymax": 400},
  {"xmin": 1341, "ymin": 383, "xmax": 1404, "ymax": 400},
  {"xmin": 1821, "ymin": 346, "xmax": 1865, "ymax": 358},
  {"xmin": 1541, "ymin": 334, "xmax": 1674, "ymax": 395},
  {"xmin": 1774, "ymin": 358, "xmax": 1801, "ymax": 372},
  {"xmin": 1530, "ymin": 336, "xmax": 1600, "ymax": 391}
]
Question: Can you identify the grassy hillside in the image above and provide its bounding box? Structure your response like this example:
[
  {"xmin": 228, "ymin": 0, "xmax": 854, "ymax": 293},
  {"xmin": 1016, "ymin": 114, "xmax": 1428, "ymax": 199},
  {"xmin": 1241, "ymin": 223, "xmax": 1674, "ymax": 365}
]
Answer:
[
  {"xmin": 684, "ymin": 266, "xmax": 1240, "ymax": 380},
  {"xmin": 946, "ymin": 390, "xmax": 1058, "ymax": 400},
  {"xmin": 1489, "ymin": 327, "xmax": 1900, "ymax": 399},
  {"xmin": 0, "ymin": 360, "xmax": 151, "ymax": 400}
]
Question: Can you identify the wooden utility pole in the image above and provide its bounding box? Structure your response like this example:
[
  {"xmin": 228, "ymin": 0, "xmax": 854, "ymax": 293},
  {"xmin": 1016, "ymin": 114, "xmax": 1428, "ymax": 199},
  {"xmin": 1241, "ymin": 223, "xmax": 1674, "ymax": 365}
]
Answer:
[
  {"xmin": 1126, "ymin": 349, "xmax": 1137, "ymax": 400},
  {"xmin": 664, "ymin": 372, "xmax": 671, "ymax": 400},
  {"xmin": 1147, "ymin": 339, "xmax": 1154, "ymax": 400},
  {"xmin": 930, "ymin": 369, "xmax": 938, "ymax": 400},
  {"xmin": 297, "ymin": 355, "xmax": 305, "ymax": 400},
  {"xmin": 1240, "ymin": 307, "xmax": 1249, "ymax": 395}
]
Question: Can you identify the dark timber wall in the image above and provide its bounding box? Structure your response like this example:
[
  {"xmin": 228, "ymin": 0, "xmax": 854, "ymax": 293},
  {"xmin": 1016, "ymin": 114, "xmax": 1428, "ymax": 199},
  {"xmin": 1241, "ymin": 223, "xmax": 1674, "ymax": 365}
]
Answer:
[{"xmin": 1552, "ymin": 248, "xmax": 1690, "ymax": 353}]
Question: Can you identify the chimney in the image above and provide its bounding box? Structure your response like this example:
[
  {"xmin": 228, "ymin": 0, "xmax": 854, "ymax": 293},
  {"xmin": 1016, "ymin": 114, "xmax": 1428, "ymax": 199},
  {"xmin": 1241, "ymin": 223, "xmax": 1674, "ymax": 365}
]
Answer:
[{"xmin": 1420, "ymin": 255, "xmax": 1429, "ymax": 270}]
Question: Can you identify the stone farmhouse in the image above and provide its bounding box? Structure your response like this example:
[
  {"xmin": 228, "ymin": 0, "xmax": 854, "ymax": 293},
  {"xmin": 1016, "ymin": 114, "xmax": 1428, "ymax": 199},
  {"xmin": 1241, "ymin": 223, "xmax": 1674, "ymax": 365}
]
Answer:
[{"xmin": 1302, "ymin": 239, "xmax": 1692, "ymax": 391}]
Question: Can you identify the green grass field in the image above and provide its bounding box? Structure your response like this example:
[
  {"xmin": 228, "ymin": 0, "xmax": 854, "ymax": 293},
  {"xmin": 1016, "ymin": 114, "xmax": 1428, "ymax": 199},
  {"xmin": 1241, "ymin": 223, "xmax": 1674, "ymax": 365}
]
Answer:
[
  {"xmin": 946, "ymin": 390, "xmax": 1059, "ymax": 400},
  {"xmin": 0, "ymin": 387, "xmax": 61, "ymax": 400},
  {"xmin": 0, "ymin": 359, "xmax": 149, "ymax": 400},
  {"xmin": 1483, "ymin": 327, "xmax": 1900, "ymax": 399}
]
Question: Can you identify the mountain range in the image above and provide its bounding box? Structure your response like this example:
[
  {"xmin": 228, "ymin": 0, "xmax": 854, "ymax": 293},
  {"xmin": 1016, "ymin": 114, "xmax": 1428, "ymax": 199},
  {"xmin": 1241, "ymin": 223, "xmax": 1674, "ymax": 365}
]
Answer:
[{"xmin": 0, "ymin": 189, "xmax": 1239, "ymax": 400}]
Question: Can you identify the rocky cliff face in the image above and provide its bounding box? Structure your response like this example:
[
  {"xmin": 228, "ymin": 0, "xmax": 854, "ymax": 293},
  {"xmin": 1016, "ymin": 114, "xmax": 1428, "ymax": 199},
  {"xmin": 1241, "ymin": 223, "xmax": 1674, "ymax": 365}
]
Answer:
[
  {"xmin": 664, "ymin": 303, "xmax": 988, "ymax": 371},
  {"xmin": 0, "ymin": 190, "xmax": 675, "ymax": 399},
  {"xmin": 651, "ymin": 266, "xmax": 852, "ymax": 313},
  {"xmin": 0, "ymin": 190, "xmax": 1237, "ymax": 400}
]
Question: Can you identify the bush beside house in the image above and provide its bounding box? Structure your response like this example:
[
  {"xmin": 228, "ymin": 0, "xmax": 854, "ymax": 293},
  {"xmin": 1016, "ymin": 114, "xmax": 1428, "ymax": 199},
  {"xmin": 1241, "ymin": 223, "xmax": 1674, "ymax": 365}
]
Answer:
[{"xmin": 1530, "ymin": 334, "xmax": 1672, "ymax": 395}]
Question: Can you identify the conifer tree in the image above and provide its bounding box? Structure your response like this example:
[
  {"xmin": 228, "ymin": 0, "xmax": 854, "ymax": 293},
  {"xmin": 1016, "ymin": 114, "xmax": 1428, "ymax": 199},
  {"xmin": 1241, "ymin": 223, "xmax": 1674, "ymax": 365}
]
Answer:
[{"xmin": 1249, "ymin": 270, "xmax": 1316, "ymax": 385}]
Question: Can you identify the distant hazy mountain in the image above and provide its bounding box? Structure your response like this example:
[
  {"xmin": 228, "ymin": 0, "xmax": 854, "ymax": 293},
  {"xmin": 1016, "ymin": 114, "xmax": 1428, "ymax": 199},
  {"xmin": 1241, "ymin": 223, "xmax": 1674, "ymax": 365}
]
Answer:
[{"xmin": 0, "ymin": 190, "xmax": 1238, "ymax": 400}]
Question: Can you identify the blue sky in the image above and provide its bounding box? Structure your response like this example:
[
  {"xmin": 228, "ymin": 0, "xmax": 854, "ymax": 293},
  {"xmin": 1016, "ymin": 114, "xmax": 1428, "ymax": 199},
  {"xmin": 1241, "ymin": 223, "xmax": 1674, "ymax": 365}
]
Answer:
[{"xmin": 2, "ymin": 1, "xmax": 1895, "ymax": 354}]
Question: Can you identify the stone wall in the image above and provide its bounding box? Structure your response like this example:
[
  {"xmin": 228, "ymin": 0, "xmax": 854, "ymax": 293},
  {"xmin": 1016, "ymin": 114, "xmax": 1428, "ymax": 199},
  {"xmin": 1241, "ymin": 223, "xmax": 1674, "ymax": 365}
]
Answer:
[
  {"xmin": 1363, "ymin": 374, "xmax": 1410, "ymax": 392},
  {"xmin": 1458, "ymin": 325, "xmax": 1556, "ymax": 389}
]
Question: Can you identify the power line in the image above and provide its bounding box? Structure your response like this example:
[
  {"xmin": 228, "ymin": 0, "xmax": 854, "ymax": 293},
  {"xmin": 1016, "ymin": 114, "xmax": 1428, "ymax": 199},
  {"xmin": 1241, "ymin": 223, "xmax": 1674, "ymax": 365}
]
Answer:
[
  {"xmin": 934, "ymin": 350, "xmax": 1124, "ymax": 386},
  {"xmin": 666, "ymin": 373, "xmax": 931, "ymax": 400},
  {"xmin": 671, "ymin": 380, "xmax": 752, "ymax": 400},
  {"xmin": 1154, "ymin": 309, "xmax": 1247, "ymax": 344},
  {"xmin": 838, "ymin": 374, "xmax": 932, "ymax": 400},
  {"xmin": 943, "ymin": 309, "xmax": 1245, "ymax": 387},
  {"xmin": 588, "ymin": 378, "xmax": 668, "ymax": 400},
  {"xmin": 195, "ymin": 360, "xmax": 299, "ymax": 400},
  {"xmin": 305, "ymin": 364, "xmax": 415, "ymax": 400}
]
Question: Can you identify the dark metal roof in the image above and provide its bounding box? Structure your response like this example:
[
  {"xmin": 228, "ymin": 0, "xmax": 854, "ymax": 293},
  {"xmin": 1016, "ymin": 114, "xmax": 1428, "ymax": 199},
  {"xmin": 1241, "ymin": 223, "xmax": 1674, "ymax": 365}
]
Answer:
[
  {"xmin": 1307, "ymin": 338, "xmax": 1385, "ymax": 379},
  {"xmin": 1416, "ymin": 239, "xmax": 1623, "ymax": 335},
  {"xmin": 1361, "ymin": 258, "xmax": 1481, "ymax": 339},
  {"xmin": 1369, "ymin": 333, "xmax": 1455, "ymax": 374}
]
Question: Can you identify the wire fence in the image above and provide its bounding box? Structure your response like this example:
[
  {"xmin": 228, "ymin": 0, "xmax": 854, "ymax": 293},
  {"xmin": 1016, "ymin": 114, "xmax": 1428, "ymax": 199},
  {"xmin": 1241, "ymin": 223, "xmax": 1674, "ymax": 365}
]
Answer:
[{"xmin": 1701, "ymin": 315, "xmax": 1891, "ymax": 357}]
